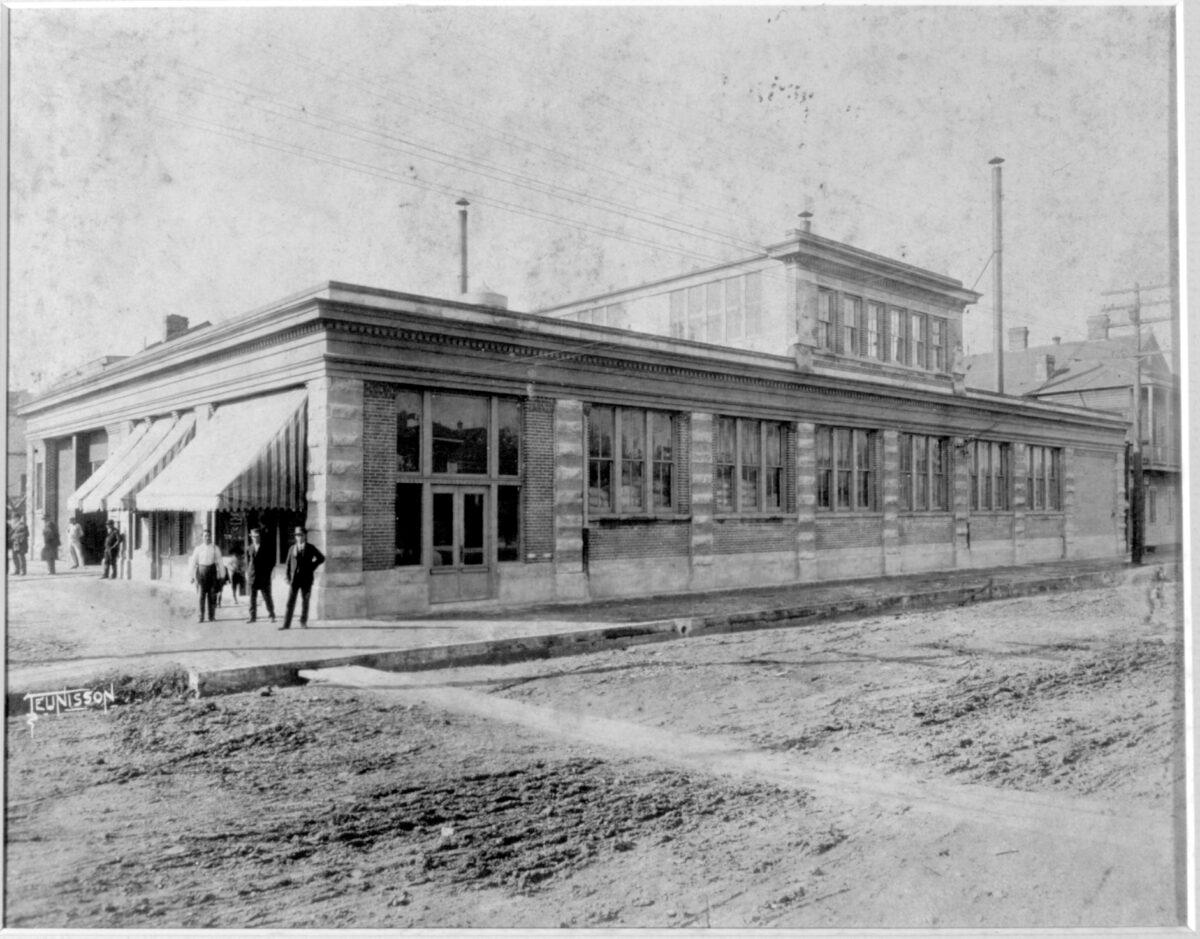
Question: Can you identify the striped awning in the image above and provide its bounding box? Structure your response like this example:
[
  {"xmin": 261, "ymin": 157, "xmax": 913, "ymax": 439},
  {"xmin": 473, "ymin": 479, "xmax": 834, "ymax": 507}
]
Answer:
[
  {"xmin": 108, "ymin": 412, "xmax": 197, "ymax": 510},
  {"xmin": 136, "ymin": 390, "xmax": 307, "ymax": 513},
  {"xmin": 69, "ymin": 419, "xmax": 185, "ymax": 514},
  {"xmin": 67, "ymin": 421, "xmax": 151, "ymax": 514}
]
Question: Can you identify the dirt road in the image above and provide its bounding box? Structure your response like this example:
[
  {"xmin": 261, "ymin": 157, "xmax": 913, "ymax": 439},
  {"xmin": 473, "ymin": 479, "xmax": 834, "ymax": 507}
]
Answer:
[{"xmin": 5, "ymin": 576, "xmax": 1185, "ymax": 928}]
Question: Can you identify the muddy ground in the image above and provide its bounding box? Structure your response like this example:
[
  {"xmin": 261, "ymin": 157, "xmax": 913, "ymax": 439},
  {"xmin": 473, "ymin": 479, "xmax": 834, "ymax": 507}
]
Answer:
[{"xmin": 5, "ymin": 574, "xmax": 1186, "ymax": 929}]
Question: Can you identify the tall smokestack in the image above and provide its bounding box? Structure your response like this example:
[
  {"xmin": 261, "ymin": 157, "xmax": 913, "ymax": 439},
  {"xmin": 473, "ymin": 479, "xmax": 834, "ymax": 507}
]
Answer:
[
  {"xmin": 456, "ymin": 198, "xmax": 470, "ymax": 295},
  {"xmin": 989, "ymin": 157, "xmax": 1005, "ymax": 394}
]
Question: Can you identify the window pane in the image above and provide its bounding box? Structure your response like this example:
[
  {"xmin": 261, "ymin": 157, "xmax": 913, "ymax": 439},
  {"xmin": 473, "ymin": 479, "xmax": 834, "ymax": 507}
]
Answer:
[
  {"xmin": 621, "ymin": 410, "xmax": 646, "ymax": 510},
  {"xmin": 867, "ymin": 302, "xmax": 883, "ymax": 359},
  {"xmin": 725, "ymin": 278, "xmax": 743, "ymax": 340},
  {"xmin": 715, "ymin": 417, "xmax": 736, "ymax": 464},
  {"xmin": 899, "ymin": 434, "xmax": 913, "ymax": 511},
  {"xmin": 668, "ymin": 290, "xmax": 685, "ymax": 338},
  {"xmin": 396, "ymin": 389, "xmax": 421, "ymax": 473},
  {"xmin": 497, "ymin": 398, "xmax": 521, "ymax": 476},
  {"xmin": 915, "ymin": 436, "xmax": 929, "ymax": 510},
  {"xmin": 588, "ymin": 406, "xmax": 614, "ymax": 512},
  {"xmin": 817, "ymin": 290, "xmax": 834, "ymax": 349},
  {"xmin": 740, "ymin": 419, "xmax": 761, "ymax": 466},
  {"xmin": 740, "ymin": 465, "xmax": 760, "ymax": 510},
  {"xmin": 497, "ymin": 485, "xmax": 520, "ymax": 561},
  {"xmin": 765, "ymin": 423, "xmax": 781, "ymax": 467},
  {"xmin": 462, "ymin": 492, "xmax": 485, "ymax": 566},
  {"xmin": 836, "ymin": 428, "xmax": 852, "ymax": 508},
  {"xmin": 890, "ymin": 309, "xmax": 906, "ymax": 364},
  {"xmin": 706, "ymin": 283, "xmax": 724, "ymax": 343},
  {"xmin": 589, "ymin": 407, "xmax": 614, "ymax": 458},
  {"xmin": 395, "ymin": 483, "xmax": 422, "ymax": 566},
  {"xmin": 744, "ymin": 272, "xmax": 762, "ymax": 335},
  {"xmin": 431, "ymin": 393, "xmax": 488, "ymax": 474},
  {"xmin": 816, "ymin": 427, "xmax": 832, "ymax": 509},
  {"xmin": 432, "ymin": 492, "xmax": 454, "ymax": 566},
  {"xmin": 652, "ymin": 413, "xmax": 674, "ymax": 510},
  {"xmin": 911, "ymin": 313, "xmax": 926, "ymax": 369},
  {"xmin": 687, "ymin": 285, "xmax": 705, "ymax": 341},
  {"xmin": 588, "ymin": 459, "xmax": 612, "ymax": 512},
  {"xmin": 714, "ymin": 466, "xmax": 734, "ymax": 512},
  {"xmin": 842, "ymin": 296, "xmax": 861, "ymax": 355}
]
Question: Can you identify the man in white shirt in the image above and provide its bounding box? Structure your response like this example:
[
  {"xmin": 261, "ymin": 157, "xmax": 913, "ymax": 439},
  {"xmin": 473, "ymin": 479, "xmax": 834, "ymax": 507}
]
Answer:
[
  {"xmin": 67, "ymin": 518, "xmax": 85, "ymax": 569},
  {"xmin": 190, "ymin": 529, "xmax": 223, "ymax": 623}
]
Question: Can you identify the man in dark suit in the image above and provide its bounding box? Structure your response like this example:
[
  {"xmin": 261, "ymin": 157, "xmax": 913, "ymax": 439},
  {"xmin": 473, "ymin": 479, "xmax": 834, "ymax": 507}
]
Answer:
[
  {"xmin": 245, "ymin": 527, "xmax": 276, "ymax": 623},
  {"xmin": 280, "ymin": 527, "xmax": 324, "ymax": 630}
]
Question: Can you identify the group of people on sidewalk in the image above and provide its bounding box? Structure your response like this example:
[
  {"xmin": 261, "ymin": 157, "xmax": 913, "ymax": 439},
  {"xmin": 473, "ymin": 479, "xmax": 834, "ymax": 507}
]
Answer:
[
  {"xmin": 190, "ymin": 526, "xmax": 324, "ymax": 631},
  {"xmin": 5, "ymin": 514, "xmax": 123, "ymax": 576}
]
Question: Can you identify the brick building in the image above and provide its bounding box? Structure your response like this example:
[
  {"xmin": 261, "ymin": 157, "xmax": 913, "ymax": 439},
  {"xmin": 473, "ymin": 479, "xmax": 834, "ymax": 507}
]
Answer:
[
  {"xmin": 19, "ymin": 229, "xmax": 1129, "ymax": 619},
  {"xmin": 964, "ymin": 315, "xmax": 1180, "ymax": 552}
]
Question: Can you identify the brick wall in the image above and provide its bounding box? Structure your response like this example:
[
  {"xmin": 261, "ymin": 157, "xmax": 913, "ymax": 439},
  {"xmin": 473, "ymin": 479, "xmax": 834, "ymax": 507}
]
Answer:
[
  {"xmin": 898, "ymin": 515, "xmax": 954, "ymax": 545},
  {"xmin": 362, "ymin": 382, "xmax": 397, "ymax": 571},
  {"xmin": 714, "ymin": 518, "xmax": 799, "ymax": 554},
  {"xmin": 1071, "ymin": 449, "xmax": 1119, "ymax": 535},
  {"xmin": 589, "ymin": 520, "xmax": 690, "ymax": 560},
  {"xmin": 523, "ymin": 397, "xmax": 555, "ymax": 561},
  {"xmin": 969, "ymin": 515, "xmax": 1013, "ymax": 540},
  {"xmin": 815, "ymin": 515, "xmax": 883, "ymax": 550}
]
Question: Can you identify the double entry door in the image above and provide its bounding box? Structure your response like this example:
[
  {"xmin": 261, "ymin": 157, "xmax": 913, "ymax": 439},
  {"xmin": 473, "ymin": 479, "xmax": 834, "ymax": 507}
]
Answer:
[{"xmin": 429, "ymin": 486, "xmax": 490, "ymax": 603}]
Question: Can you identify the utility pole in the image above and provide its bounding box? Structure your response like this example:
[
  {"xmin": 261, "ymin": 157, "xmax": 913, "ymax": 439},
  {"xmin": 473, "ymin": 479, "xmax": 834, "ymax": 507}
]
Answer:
[
  {"xmin": 1100, "ymin": 282, "xmax": 1172, "ymax": 565},
  {"xmin": 989, "ymin": 157, "xmax": 1005, "ymax": 394},
  {"xmin": 456, "ymin": 198, "xmax": 470, "ymax": 295}
]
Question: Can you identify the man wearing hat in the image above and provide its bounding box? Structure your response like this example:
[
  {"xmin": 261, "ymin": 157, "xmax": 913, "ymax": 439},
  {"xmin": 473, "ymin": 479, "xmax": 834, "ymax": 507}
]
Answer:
[
  {"xmin": 245, "ymin": 527, "xmax": 277, "ymax": 623},
  {"xmin": 189, "ymin": 528, "xmax": 223, "ymax": 623},
  {"xmin": 100, "ymin": 520, "xmax": 123, "ymax": 579},
  {"xmin": 281, "ymin": 527, "xmax": 325, "ymax": 630}
]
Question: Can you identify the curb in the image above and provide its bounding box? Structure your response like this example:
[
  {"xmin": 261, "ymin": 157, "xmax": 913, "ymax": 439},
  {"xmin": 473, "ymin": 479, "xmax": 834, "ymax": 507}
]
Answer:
[{"xmin": 185, "ymin": 564, "xmax": 1128, "ymax": 699}]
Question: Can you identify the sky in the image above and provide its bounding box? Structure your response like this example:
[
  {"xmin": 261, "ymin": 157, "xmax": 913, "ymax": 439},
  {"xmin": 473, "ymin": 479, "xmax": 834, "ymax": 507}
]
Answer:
[{"xmin": 6, "ymin": 5, "xmax": 1177, "ymax": 392}]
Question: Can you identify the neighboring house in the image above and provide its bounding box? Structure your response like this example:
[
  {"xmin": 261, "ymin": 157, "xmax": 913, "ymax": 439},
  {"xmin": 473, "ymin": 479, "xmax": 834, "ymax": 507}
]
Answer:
[
  {"xmin": 964, "ymin": 315, "xmax": 1180, "ymax": 552},
  {"xmin": 8, "ymin": 390, "xmax": 32, "ymax": 517},
  {"xmin": 20, "ymin": 227, "xmax": 1128, "ymax": 617}
]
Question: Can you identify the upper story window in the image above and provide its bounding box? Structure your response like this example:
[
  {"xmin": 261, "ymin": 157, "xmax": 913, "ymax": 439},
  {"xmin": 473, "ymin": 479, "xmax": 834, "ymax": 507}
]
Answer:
[
  {"xmin": 1025, "ymin": 445, "xmax": 1062, "ymax": 511},
  {"xmin": 588, "ymin": 406, "xmax": 677, "ymax": 515},
  {"xmin": 930, "ymin": 318, "xmax": 947, "ymax": 372},
  {"xmin": 816, "ymin": 426, "xmax": 876, "ymax": 512},
  {"xmin": 667, "ymin": 272, "xmax": 764, "ymax": 345},
  {"xmin": 889, "ymin": 308, "xmax": 907, "ymax": 364},
  {"xmin": 866, "ymin": 302, "xmax": 884, "ymax": 360},
  {"xmin": 841, "ymin": 295, "xmax": 862, "ymax": 355},
  {"xmin": 714, "ymin": 417, "xmax": 786, "ymax": 513},
  {"xmin": 910, "ymin": 312, "xmax": 928, "ymax": 369},
  {"xmin": 817, "ymin": 289, "xmax": 835, "ymax": 350},
  {"xmin": 899, "ymin": 434, "xmax": 951, "ymax": 511},
  {"xmin": 969, "ymin": 440, "xmax": 1011, "ymax": 512},
  {"xmin": 396, "ymin": 389, "xmax": 521, "ymax": 478}
]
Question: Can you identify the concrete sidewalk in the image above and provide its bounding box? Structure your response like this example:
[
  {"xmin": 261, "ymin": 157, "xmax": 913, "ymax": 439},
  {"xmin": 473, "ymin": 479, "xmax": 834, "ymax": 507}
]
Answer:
[{"xmin": 5, "ymin": 555, "xmax": 1166, "ymax": 711}]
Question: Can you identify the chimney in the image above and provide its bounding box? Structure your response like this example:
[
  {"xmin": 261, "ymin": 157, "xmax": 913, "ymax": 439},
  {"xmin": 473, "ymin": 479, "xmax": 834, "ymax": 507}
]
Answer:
[
  {"xmin": 798, "ymin": 211, "xmax": 813, "ymax": 233},
  {"xmin": 1086, "ymin": 313, "xmax": 1110, "ymax": 340},
  {"xmin": 164, "ymin": 315, "xmax": 189, "ymax": 342},
  {"xmin": 1008, "ymin": 326, "xmax": 1029, "ymax": 351}
]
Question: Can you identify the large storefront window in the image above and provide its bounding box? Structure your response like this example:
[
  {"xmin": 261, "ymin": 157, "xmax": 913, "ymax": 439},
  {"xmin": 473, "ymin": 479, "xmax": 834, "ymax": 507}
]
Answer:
[
  {"xmin": 816, "ymin": 426, "xmax": 876, "ymax": 511},
  {"xmin": 432, "ymin": 393, "xmax": 489, "ymax": 474},
  {"xmin": 391, "ymin": 388, "xmax": 522, "ymax": 568},
  {"xmin": 588, "ymin": 406, "xmax": 677, "ymax": 515}
]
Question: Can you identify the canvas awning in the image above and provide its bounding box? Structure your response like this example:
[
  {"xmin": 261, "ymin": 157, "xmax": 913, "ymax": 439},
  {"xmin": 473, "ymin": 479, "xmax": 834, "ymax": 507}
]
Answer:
[
  {"xmin": 68, "ymin": 419, "xmax": 182, "ymax": 514},
  {"xmin": 108, "ymin": 412, "xmax": 197, "ymax": 510},
  {"xmin": 136, "ymin": 390, "xmax": 307, "ymax": 513}
]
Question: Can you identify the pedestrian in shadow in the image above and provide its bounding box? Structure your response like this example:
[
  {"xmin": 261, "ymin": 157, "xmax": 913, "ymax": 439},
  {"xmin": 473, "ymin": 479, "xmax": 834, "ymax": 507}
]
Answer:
[
  {"xmin": 100, "ymin": 520, "xmax": 123, "ymax": 579},
  {"xmin": 11, "ymin": 516, "xmax": 28, "ymax": 575},
  {"xmin": 245, "ymin": 527, "xmax": 276, "ymax": 624},
  {"xmin": 41, "ymin": 516, "xmax": 60, "ymax": 575}
]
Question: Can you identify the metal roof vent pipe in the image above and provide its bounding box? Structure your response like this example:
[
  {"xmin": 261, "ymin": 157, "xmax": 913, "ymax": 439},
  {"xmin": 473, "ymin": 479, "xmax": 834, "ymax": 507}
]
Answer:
[{"xmin": 455, "ymin": 197, "xmax": 507, "ymax": 309}]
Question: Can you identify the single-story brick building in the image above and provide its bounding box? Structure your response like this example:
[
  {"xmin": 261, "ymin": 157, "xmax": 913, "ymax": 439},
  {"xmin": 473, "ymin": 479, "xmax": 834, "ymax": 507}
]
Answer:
[{"xmin": 19, "ymin": 229, "xmax": 1129, "ymax": 619}]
